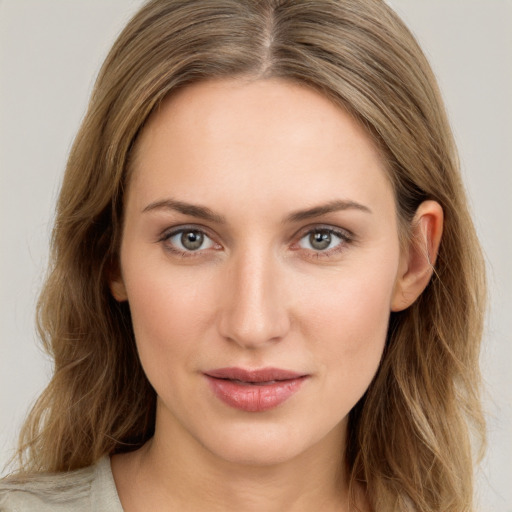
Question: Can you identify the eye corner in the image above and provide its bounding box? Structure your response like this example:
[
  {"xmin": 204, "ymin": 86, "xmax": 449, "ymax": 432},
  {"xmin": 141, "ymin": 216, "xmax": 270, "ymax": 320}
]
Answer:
[
  {"xmin": 291, "ymin": 224, "xmax": 355, "ymax": 260},
  {"xmin": 157, "ymin": 224, "xmax": 223, "ymax": 258}
]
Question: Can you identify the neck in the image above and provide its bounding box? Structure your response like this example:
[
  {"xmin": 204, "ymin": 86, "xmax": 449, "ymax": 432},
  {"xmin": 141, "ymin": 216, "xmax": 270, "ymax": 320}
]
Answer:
[
  {"xmin": 152, "ymin": 434, "xmax": 348, "ymax": 511},
  {"xmin": 112, "ymin": 417, "xmax": 356, "ymax": 512},
  {"xmin": 112, "ymin": 433, "xmax": 358, "ymax": 512}
]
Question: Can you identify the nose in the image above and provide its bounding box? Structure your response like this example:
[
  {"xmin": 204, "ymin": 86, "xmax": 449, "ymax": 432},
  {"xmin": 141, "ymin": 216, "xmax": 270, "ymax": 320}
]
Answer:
[{"xmin": 217, "ymin": 249, "xmax": 291, "ymax": 349}]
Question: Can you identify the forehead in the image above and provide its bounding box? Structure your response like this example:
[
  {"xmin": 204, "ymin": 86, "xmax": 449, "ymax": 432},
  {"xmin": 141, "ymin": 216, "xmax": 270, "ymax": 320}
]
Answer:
[
  {"xmin": 127, "ymin": 78, "xmax": 394, "ymax": 220},
  {"xmin": 134, "ymin": 77, "xmax": 383, "ymax": 163}
]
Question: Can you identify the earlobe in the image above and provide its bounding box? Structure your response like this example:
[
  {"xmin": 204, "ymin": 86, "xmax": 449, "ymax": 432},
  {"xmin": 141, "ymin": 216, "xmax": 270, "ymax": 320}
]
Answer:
[
  {"xmin": 108, "ymin": 265, "xmax": 128, "ymax": 302},
  {"xmin": 391, "ymin": 200, "xmax": 443, "ymax": 312},
  {"xmin": 110, "ymin": 278, "xmax": 128, "ymax": 302}
]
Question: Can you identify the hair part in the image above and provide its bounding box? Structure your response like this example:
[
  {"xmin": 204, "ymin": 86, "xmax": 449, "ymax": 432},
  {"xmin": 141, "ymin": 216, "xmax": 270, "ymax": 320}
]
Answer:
[{"xmin": 13, "ymin": 1, "xmax": 486, "ymax": 510}]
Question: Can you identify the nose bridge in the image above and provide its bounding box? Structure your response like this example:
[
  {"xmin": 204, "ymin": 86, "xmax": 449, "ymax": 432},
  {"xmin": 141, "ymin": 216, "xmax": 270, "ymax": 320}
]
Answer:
[{"xmin": 218, "ymin": 244, "xmax": 289, "ymax": 347}]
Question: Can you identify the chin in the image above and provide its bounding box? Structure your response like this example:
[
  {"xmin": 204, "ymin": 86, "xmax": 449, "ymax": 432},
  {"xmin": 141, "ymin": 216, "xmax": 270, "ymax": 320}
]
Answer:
[
  {"xmin": 208, "ymin": 439, "xmax": 307, "ymax": 467},
  {"xmin": 196, "ymin": 419, "xmax": 343, "ymax": 468}
]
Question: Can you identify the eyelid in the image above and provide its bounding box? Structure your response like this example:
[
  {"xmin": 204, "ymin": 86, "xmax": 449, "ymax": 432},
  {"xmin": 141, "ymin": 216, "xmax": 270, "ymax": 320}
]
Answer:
[
  {"xmin": 157, "ymin": 224, "xmax": 222, "ymax": 255},
  {"xmin": 293, "ymin": 223, "xmax": 354, "ymax": 242},
  {"xmin": 158, "ymin": 223, "xmax": 214, "ymax": 240},
  {"xmin": 156, "ymin": 222, "xmax": 355, "ymax": 258},
  {"xmin": 290, "ymin": 224, "xmax": 355, "ymax": 257}
]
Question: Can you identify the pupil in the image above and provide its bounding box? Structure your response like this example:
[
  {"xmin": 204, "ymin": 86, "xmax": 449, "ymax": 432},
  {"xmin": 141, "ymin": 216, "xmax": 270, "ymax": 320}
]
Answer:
[
  {"xmin": 310, "ymin": 231, "xmax": 331, "ymax": 250},
  {"xmin": 181, "ymin": 230, "xmax": 203, "ymax": 250}
]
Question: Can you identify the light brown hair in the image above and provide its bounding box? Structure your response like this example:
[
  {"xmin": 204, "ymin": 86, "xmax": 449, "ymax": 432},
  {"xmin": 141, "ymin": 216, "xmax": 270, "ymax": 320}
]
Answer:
[{"xmin": 13, "ymin": 1, "xmax": 486, "ymax": 510}]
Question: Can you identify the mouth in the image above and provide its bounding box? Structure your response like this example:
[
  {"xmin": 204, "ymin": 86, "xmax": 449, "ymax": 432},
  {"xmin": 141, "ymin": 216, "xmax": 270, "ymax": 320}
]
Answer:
[{"xmin": 204, "ymin": 367, "xmax": 309, "ymax": 412}]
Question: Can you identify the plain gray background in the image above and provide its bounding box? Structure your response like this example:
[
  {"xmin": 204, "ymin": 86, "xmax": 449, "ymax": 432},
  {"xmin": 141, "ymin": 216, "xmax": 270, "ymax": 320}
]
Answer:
[{"xmin": 1, "ymin": 1, "xmax": 511, "ymax": 510}]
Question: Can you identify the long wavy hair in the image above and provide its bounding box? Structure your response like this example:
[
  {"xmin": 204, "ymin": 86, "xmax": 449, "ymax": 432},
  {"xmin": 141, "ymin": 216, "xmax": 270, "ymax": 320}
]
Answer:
[{"xmin": 13, "ymin": 1, "xmax": 486, "ymax": 510}]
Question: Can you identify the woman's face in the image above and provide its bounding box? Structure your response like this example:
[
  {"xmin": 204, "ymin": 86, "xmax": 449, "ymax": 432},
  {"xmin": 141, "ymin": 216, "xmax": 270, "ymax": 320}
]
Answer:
[{"xmin": 112, "ymin": 78, "xmax": 407, "ymax": 466}]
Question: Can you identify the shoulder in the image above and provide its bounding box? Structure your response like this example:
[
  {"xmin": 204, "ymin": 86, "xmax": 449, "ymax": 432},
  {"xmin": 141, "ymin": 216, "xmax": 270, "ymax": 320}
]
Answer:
[
  {"xmin": 0, "ymin": 464, "xmax": 93, "ymax": 512},
  {"xmin": 0, "ymin": 456, "xmax": 122, "ymax": 512}
]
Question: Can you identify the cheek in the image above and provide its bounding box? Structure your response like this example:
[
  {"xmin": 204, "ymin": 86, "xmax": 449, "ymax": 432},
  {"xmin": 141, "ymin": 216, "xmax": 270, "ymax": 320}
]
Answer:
[
  {"xmin": 121, "ymin": 259, "xmax": 215, "ymax": 382},
  {"xmin": 297, "ymin": 258, "xmax": 397, "ymax": 399}
]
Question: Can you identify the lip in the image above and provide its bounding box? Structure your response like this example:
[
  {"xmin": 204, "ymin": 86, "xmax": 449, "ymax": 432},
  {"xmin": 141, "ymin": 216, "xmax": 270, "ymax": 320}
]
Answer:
[{"xmin": 204, "ymin": 367, "xmax": 308, "ymax": 412}]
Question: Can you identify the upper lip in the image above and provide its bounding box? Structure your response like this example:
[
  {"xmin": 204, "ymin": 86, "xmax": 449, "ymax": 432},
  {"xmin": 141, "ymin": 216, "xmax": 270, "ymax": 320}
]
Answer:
[{"xmin": 205, "ymin": 367, "xmax": 306, "ymax": 383}]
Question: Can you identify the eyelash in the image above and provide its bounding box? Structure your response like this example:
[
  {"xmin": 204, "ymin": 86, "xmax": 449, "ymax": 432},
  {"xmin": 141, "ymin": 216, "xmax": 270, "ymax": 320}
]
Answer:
[
  {"xmin": 292, "ymin": 226, "xmax": 353, "ymax": 259},
  {"xmin": 157, "ymin": 224, "xmax": 354, "ymax": 259},
  {"xmin": 158, "ymin": 225, "xmax": 220, "ymax": 258}
]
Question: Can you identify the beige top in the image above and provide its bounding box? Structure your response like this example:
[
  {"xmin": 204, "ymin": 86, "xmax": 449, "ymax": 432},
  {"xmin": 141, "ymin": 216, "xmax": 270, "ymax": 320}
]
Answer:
[{"xmin": 0, "ymin": 456, "xmax": 123, "ymax": 511}]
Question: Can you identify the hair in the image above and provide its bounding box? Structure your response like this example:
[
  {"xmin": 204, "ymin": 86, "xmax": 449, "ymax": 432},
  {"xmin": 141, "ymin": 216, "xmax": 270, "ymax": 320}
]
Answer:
[{"xmin": 11, "ymin": 0, "xmax": 486, "ymax": 510}]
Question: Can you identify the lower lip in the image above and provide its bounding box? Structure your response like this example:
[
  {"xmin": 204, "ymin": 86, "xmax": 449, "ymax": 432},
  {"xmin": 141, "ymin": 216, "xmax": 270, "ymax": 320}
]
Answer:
[{"xmin": 205, "ymin": 376, "xmax": 307, "ymax": 412}]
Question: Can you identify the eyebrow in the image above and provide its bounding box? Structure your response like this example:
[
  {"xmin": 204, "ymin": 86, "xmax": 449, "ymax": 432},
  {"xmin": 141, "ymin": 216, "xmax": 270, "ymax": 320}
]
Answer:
[
  {"xmin": 142, "ymin": 198, "xmax": 372, "ymax": 223},
  {"xmin": 284, "ymin": 199, "xmax": 372, "ymax": 223},
  {"xmin": 142, "ymin": 199, "xmax": 226, "ymax": 224}
]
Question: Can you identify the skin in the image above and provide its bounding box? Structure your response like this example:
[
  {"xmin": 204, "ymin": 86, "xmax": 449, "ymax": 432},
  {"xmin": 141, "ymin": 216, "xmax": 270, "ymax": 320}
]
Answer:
[{"xmin": 110, "ymin": 78, "xmax": 443, "ymax": 512}]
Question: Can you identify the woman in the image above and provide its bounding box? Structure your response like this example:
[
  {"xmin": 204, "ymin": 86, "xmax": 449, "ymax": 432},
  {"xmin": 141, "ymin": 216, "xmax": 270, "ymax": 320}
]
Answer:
[{"xmin": 0, "ymin": 0, "xmax": 486, "ymax": 511}]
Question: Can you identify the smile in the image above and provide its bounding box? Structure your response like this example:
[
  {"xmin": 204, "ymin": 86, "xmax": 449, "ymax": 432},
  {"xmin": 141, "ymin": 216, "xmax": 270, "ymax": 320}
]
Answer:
[{"xmin": 204, "ymin": 367, "xmax": 309, "ymax": 412}]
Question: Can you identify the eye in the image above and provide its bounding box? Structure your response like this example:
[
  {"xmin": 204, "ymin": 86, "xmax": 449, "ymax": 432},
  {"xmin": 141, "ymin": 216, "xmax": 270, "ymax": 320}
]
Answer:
[
  {"xmin": 297, "ymin": 228, "xmax": 348, "ymax": 252},
  {"xmin": 163, "ymin": 228, "xmax": 217, "ymax": 253}
]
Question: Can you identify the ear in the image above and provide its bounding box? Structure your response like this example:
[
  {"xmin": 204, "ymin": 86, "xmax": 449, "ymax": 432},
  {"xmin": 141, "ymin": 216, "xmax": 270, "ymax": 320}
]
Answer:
[
  {"xmin": 391, "ymin": 200, "xmax": 443, "ymax": 312},
  {"xmin": 108, "ymin": 261, "xmax": 128, "ymax": 302}
]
